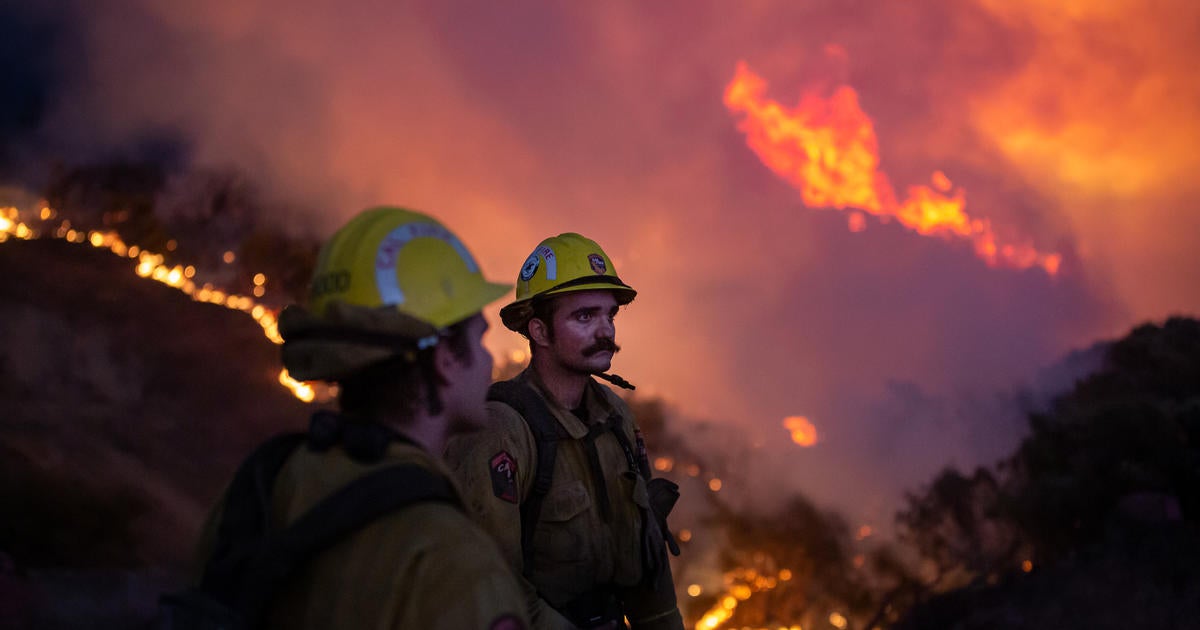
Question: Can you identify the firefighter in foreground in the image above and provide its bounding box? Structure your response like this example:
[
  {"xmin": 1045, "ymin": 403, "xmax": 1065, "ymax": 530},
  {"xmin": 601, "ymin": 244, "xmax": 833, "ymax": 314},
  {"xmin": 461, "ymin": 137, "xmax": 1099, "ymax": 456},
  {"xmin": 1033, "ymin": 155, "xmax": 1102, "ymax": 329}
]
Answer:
[
  {"xmin": 446, "ymin": 233, "xmax": 684, "ymax": 629},
  {"xmin": 191, "ymin": 207, "xmax": 528, "ymax": 629}
]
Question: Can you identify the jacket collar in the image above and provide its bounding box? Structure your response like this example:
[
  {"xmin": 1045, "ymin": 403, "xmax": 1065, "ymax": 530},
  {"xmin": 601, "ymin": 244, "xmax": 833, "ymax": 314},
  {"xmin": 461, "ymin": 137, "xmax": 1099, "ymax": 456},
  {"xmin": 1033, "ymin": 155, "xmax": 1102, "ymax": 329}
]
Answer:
[{"xmin": 516, "ymin": 368, "xmax": 617, "ymax": 440}]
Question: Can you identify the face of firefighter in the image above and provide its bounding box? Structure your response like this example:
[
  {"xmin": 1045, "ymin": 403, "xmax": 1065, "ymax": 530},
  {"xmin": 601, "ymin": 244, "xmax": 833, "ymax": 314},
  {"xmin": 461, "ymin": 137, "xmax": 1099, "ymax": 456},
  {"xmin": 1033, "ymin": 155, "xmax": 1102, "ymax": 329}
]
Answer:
[
  {"xmin": 438, "ymin": 314, "xmax": 494, "ymax": 433},
  {"xmin": 536, "ymin": 290, "xmax": 621, "ymax": 376}
]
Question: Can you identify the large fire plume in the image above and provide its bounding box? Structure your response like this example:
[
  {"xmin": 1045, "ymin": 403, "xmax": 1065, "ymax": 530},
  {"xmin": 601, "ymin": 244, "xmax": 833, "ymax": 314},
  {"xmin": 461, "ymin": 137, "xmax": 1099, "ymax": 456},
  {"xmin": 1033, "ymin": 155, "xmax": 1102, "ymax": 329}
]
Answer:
[{"xmin": 724, "ymin": 61, "xmax": 1062, "ymax": 276}]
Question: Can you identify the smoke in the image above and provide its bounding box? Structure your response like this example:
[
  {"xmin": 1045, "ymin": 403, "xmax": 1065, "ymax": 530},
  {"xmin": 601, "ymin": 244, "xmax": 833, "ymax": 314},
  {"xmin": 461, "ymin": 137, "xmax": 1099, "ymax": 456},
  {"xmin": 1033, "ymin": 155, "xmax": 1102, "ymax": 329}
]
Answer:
[
  {"xmin": 0, "ymin": 2, "xmax": 80, "ymax": 180},
  {"xmin": 4, "ymin": 0, "xmax": 1196, "ymax": 528}
]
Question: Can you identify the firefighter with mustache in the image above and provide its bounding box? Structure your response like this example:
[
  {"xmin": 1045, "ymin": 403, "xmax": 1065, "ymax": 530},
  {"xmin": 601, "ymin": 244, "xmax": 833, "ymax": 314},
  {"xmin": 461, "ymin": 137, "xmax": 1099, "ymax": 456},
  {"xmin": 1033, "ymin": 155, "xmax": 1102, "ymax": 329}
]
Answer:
[
  {"xmin": 183, "ymin": 207, "xmax": 528, "ymax": 630},
  {"xmin": 446, "ymin": 234, "xmax": 684, "ymax": 630}
]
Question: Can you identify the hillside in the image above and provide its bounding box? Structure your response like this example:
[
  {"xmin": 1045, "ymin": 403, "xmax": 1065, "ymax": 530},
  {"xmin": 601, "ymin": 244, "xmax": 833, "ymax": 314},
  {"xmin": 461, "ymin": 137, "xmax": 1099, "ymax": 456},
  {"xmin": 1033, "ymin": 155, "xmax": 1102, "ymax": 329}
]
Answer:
[{"xmin": 0, "ymin": 238, "xmax": 313, "ymax": 570}]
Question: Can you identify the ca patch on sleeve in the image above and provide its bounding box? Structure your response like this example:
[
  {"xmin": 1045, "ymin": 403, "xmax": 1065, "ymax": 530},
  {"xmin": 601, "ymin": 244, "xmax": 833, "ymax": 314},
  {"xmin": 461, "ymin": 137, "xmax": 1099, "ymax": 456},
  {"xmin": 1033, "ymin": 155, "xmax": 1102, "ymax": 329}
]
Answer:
[{"xmin": 490, "ymin": 451, "xmax": 518, "ymax": 503}]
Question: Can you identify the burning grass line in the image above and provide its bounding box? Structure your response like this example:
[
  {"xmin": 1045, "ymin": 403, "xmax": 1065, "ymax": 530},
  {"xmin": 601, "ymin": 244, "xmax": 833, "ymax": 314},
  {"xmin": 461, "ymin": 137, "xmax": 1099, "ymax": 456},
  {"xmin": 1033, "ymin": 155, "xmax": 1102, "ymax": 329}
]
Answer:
[{"xmin": 1, "ymin": 205, "xmax": 314, "ymax": 402}]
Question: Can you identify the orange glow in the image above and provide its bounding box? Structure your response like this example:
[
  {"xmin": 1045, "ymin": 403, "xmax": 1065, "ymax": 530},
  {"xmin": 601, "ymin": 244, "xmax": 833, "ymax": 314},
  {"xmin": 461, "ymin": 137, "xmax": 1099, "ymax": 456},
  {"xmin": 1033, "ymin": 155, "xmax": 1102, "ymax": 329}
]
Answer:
[
  {"xmin": 724, "ymin": 62, "xmax": 1061, "ymax": 275},
  {"xmin": 973, "ymin": 1, "xmax": 1196, "ymax": 197},
  {"xmin": 694, "ymin": 561, "xmax": 793, "ymax": 629},
  {"xmin": 856, "ymin": 525, "xmax": 872, "ymax": 540},
  {"xmin": 677, "ymin": 528, "xmax": 692, "ymax": 542},
  {"xmin": 279, "ymin": 368, "xmax": 316, "ymax": 402},
  {"xmin": 708, "ymin": 478, "xmax": 723, "ymax": 492},
  {"xmin": 0, "ymin": 207, "xmax": 36, "ymax": 242},
  {"xmin": 783, "ymin": 415, "xmax": 819, "ymax": 447},
  {"xmin": 931, "ymin": 170, "xmax": 953, "ymax": 192},
  {"xmin": 653, "ymin": 456, "xmax": 674, "ymax": 472},
  {"xmin": 1022, "ymin": 559, "xmax": 1033, "ymax": 572}
]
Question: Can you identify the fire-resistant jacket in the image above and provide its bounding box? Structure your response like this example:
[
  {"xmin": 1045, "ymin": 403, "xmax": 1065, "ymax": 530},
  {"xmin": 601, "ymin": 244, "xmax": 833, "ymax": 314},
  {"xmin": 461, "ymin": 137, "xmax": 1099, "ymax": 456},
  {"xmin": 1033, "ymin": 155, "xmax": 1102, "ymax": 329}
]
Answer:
[
  {"xmin": 194, "ymin": 438, "xmax": 529, "ymax": 630},
  {"xmin": 444, "ymin": 369, "xmax": 683, "ymax": 630}
]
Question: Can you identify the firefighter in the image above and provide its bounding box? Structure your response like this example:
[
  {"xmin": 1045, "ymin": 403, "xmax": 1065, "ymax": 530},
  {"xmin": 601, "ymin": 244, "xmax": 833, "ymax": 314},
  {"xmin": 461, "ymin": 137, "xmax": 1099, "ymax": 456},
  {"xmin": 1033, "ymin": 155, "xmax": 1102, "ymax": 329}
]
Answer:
[
  {"xmin": 191, "ymin": 207, "xmax": 528, "ymax": 630},
  {"xmin": 445, "ymin": 233, "xmax": 683, "ymax": 630}
]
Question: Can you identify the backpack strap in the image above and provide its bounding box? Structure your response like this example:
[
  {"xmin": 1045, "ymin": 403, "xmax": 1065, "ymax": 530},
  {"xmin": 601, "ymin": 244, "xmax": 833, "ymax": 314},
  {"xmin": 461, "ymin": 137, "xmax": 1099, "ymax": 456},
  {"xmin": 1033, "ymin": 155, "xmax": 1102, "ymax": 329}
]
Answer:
[
  {"xmin": 603, "ymin": 414, "xmax": 642, "ymax": 479},
  {"xmin": 199, "ymin": 420, "xmax": 459, "ymax": 625},
  {"xmin": 202, "ymin": 432, "xmax": 308, "ymax": 600},
  {"xmin": 235, "ymin": 464, "xmax": 459, "ymax": 624},
  {"xmin": 487, "ymin": 380, "xmax": 566, "ymax": 578}
]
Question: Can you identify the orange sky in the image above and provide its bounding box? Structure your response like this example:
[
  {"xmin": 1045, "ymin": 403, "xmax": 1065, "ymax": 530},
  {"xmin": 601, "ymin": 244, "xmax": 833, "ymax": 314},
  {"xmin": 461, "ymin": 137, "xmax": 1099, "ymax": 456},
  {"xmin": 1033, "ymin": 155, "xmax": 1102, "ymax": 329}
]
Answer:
[{"xmin": 13, "ymin": 0, "xmax": 1200, "ymax": 523}]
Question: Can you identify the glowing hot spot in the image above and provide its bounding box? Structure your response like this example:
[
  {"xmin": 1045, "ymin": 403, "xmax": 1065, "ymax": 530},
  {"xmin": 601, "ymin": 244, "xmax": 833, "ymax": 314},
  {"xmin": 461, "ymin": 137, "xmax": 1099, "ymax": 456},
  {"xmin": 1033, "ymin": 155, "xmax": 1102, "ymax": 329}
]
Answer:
[{"xmin": 783, "ymin": 416, "xmax": 819, "ymax": 447}]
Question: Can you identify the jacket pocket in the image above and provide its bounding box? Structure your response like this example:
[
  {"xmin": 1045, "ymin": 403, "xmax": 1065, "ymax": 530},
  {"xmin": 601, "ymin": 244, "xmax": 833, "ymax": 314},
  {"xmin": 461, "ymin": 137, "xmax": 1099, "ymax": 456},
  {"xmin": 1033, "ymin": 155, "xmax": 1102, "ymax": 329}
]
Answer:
[
  {"xmin": 533, "ymin": 479, "xmax": 592, "ymax": 569},
  {"xmin": 542, "ymin": 478, "xmax": 591, "ymax": 521}
]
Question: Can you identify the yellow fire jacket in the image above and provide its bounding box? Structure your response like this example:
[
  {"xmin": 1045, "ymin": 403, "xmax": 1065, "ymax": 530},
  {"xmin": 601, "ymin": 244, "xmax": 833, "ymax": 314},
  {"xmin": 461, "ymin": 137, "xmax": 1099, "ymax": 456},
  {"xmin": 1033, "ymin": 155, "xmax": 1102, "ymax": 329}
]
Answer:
[
  {"xmin": 444, "ymin": 369, "xmax": 683, "ymax": 630},
  {"xmin": 194, "ymin": 438, "xmax": 529, "ymax": 630}
]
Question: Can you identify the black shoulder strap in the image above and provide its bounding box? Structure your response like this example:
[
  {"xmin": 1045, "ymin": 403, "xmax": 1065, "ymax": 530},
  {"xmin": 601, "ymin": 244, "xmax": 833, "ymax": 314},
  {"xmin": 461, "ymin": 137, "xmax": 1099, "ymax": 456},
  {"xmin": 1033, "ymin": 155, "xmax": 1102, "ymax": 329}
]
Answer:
[
  {"xmin": 200, "ymin": 431, "xmax": 459, "ymax": 625},
  {"xmin": 487, "ymin": 380, "xmax": 565, "ymax": 578},
  {"xmin": 235, "ymin": 464, "xmax": 459, "ymax": 624},
  {"xmin": 605, "ymin": 418, "xmax": 644, "ymax": 480},
  {"xmin": 203, "ymin": 432, "xmax": 309, "ymax": 599}
]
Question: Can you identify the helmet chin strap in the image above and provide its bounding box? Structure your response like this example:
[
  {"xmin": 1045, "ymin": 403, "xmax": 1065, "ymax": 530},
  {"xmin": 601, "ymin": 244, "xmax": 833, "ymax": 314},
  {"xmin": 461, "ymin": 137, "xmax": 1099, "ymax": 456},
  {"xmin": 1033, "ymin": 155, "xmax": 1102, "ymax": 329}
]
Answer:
[{"xmin": 595, "ymin": 372, "xmax": 636, "ymax": 391}]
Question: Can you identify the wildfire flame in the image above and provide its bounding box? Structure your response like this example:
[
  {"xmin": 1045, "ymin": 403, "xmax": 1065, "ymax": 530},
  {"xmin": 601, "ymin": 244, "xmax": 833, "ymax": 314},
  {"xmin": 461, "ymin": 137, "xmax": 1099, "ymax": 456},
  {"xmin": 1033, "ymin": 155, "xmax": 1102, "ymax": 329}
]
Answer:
[
  {"xmin": 783, "ymin": 415, "xmax": 819, "ymax": 447},
  {"xmin": 693, "ymin": 564, "xmax": 813, "ymax": 630},
  {"xmin": 1, "ymin": 204, "xmax": 315, "ymax": 402},
  {"xmin": 724, "ymin": 62, "xmax": 1062, "ymax": 276}
]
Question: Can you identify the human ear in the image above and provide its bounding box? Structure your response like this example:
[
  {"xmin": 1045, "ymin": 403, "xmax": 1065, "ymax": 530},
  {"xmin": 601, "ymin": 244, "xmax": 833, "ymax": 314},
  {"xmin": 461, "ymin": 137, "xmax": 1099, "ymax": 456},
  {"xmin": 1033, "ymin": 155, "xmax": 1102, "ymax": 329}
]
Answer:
[
  {"xmin": 528, "ymin": 318, "xmax": 552, "ymax": 348},
  {"xmin": 432, "ymin": 342, "xmax": 460, "ymax": 386}
]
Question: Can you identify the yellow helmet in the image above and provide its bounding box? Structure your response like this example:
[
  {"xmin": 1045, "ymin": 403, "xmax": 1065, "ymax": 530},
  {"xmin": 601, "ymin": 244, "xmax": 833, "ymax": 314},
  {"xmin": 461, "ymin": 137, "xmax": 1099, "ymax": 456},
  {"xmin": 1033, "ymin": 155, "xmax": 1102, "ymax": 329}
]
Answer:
[
  {"xmin": 499, "ymin": 233, "xmax": 636, "ymax": 332},
  {"xmin": 280, "ymin": 206, "xmax": 511, "ymax": 381},
  {"xmin": 310, "ymin": 206, "xmax": 511, "ymax": 328}
]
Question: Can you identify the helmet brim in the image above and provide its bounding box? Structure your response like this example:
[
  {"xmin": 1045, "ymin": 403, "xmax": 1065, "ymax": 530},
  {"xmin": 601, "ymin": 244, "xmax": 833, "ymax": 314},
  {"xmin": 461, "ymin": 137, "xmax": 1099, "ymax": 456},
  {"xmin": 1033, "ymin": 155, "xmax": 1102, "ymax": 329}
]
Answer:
[
  {"xmin": 434, "ymin": 280, "xmax": 513, "ymax": 329},
  {"xmin": 499, "ymin": 284, "xmax": 636, "ymax": 332}
]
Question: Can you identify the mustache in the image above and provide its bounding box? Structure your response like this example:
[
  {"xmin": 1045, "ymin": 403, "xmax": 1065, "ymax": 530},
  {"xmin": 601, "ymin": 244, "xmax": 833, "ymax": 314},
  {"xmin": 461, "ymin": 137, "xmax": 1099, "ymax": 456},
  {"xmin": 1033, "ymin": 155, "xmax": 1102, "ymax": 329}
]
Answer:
[{"xmin": 583, "ymin": 338, "xmax": 621, "ymax": 357}]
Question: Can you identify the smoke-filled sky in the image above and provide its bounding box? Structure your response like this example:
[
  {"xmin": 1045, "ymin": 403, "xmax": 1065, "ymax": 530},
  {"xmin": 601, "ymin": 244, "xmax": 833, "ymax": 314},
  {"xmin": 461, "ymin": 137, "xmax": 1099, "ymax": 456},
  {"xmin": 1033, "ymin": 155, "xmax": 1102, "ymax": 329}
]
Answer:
[{"xmin": 6, "ymin": 0, "xmax": 1200, "ymax": 525}]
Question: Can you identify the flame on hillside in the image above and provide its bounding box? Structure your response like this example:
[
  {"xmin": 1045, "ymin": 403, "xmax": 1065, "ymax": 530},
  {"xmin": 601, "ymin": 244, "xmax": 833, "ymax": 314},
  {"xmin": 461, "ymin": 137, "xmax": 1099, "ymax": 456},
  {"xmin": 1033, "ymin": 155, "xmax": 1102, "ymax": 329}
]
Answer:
[
  {"xmin": 1, "ymin": 205, "xmax": 317, "ymax": 402},
  {"xmin": 694, "ymin": 565, "xmax": 792, "ymax": 629},
  {"xmin": 724, "ymin": 61, "xmax": 1062, "ymax": 276}
]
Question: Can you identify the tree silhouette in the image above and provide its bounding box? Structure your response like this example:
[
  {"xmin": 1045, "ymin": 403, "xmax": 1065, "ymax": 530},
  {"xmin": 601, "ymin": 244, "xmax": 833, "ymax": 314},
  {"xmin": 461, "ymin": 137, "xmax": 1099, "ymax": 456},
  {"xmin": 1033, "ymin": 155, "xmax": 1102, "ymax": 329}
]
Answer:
[{"xmin": 894, "ymin": 317, "xmax": 1200, "ymax": 628}]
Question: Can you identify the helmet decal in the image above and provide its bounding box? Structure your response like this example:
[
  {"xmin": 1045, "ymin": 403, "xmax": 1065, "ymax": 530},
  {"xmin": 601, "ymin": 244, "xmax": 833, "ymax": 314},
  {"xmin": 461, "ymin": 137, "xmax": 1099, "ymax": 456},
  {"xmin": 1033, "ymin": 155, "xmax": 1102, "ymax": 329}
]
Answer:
[
  {"xmin": 587, "ymin": 253, "xmax": 607, "ymax": 275},
  {"xmin": 501, "ymin": 232, "xmax": 635, "ymax": 331},
  {"xmin": 374, "ymin": 222, "xmax": 479, "ymax": 305},
  {"xmin": 534, "ymin": 244, "xmax": 558, "ymax": 281},
  {"xmin": 519, "ymin": 253, "xmax": 540, "ymax": 281}
]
